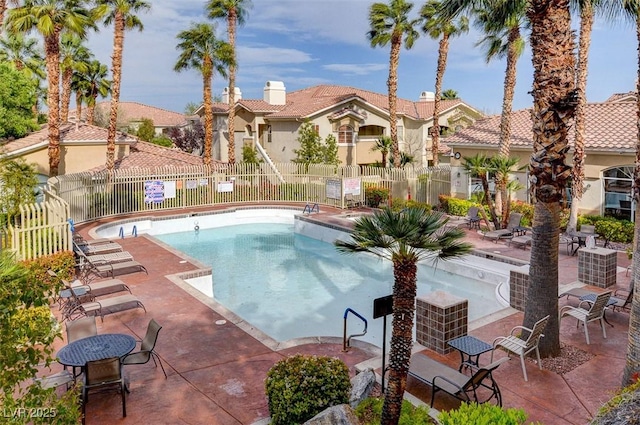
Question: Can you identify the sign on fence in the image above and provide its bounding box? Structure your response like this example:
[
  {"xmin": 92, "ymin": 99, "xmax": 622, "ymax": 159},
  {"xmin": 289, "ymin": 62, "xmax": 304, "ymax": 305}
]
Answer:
[{"xmin": 144, "ymin": 181, "xmax": 164, "ymax": 204}]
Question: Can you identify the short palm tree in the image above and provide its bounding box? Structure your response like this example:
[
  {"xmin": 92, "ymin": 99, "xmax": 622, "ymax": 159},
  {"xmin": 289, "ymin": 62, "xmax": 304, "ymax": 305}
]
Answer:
[
  {"xmin": 421, "ymin": 0, "xmax": 468, "ymax": 166},
  {"xmin": 59, "ymin": 32, "xmax": 92, "ymax": 123},
  {"xmin": 80, "ymin": 59, "xmax": 111, "ymax": 125},
  {"xmin": 94, "ymin": 0, "xmax": 151, "ymax": 172},
  {"xmin": 336, "ymin": 206, "xmax": 471, "ymax": 425},
  {"xmin": 368, "ymin": 0, "xmax": 420, "ymax": 168},
  {"xmin": 6, "ymin": 0, "xmax": 93, "ymax": 177},
  {"xmin": 371, "ymin": 135, "xmax": 393, "ymax": 167},
  {"xmin": 174, "ymin": 22, "xmax": 233, "ymax": 166},
  {"xmin": 206, "ymin": 0, "xmax": 252, "ymax": 165},
  {"xmin": 441, "ymin": 88, "xmax": 458, "ymax": 99},
  {"xmin": 490, "ymin": 155, "xmax": 520, "ymax": 227},
  {"xmin": 462, "ymin": 153, "xmax": 499, "ymax": 229}
]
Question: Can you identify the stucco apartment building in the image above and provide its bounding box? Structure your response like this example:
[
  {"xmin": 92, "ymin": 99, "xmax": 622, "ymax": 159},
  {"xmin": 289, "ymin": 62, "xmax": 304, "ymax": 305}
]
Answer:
[
  {"xmin": 203, "ymin": 81, "xmax": 483, "ymax": 167},
  {"xmin": 444, "ymin": 92, "xmax": 637, "ymax": 221}
]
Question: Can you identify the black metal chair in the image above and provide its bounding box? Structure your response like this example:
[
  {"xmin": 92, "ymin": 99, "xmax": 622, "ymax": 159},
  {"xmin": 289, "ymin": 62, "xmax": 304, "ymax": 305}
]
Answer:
[
  {"xmin": 82, "ymin": 357, "xmax": 127, "ymax": 424},
  {"xmin": 121, "ymin": 319, "xmax": 167, "ymax": 378}
]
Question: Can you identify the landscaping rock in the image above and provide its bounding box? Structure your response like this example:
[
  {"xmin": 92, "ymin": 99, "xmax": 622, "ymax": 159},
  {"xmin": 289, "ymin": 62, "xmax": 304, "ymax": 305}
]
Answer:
[
  {"xmin": 349, "ymin": 368, "xmax": 376, "ymax": 409},
  {"xmin": 303, "ymin": 404, "xmax": 360, "ymax": 425}
]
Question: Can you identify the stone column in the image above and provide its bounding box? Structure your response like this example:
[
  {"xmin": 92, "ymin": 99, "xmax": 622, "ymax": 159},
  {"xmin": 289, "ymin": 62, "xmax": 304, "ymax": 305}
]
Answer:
[{"xmin": 415, "ymin": 291, "xmax": 468, "ymax": 355}]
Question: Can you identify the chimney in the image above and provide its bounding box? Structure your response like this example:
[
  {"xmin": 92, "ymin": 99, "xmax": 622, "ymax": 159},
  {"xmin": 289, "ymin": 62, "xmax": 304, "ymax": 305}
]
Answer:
[
  {"xmin": 222, "ymin": 87, "xmax": 242, "ymax": 104},
  {"xmin": 419, "ymin": 91, "xmax": 435, "ymax": 102},
  {"xmin": 263, "ymin": 81, "xmax": 286, "ymax": 105}
]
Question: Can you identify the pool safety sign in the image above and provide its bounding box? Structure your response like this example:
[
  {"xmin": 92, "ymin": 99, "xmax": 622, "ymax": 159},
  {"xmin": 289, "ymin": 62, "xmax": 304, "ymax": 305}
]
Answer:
[
  {"xmin": 217, "ymin": 180, "xmax": 234, "ymax": 193},
  {"xmin": 343, "ymin": 178, "xmax": 361, "ymax": 196},
  {"xmin": 144, "ymin": 180, "xmax": 164, "ymax": 204},
  {"xmin": 326, "ymin": 179, "xmax": 341, "ymax": 199}
]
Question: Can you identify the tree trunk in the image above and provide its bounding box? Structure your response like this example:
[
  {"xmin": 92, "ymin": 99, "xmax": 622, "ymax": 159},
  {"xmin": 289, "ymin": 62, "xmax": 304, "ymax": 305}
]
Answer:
[
  {"xmin": 430, "ymin": 35, "xmax": 449, "ymax": 167},
  {"xmin": 227, "ymin": 11, "xmax": 237, "ymax": 165},
  {"xmin": 75, "ymin": 91, "xmax": 82, "ymax": 123},
  {"xmin": 525, "ymin": 0, "xmax": 576, "ymax": 358},
  {"xmin": 203, "ymin": 56, "xmax": 213, "ymax": 166},
  {"xmin": 87, "ymin": 100, "xmax": 96, "ymax": 125},
  {"xmin": 106, "ymin": 13, "xmax": 125, "ymax": 172},
  {"xmin": 622, "ymin": 13, "xmax": 640, "ymax": 386},
  {"xmin": 60, "ymin": 67, "xmax": 73, "ymax": 123},
  {"xmin": 44, "ymin": 33, "xmax": 61, "ymax": 177},
  {"xmin": 567, "ymin": 5, "xmax": 593, "ymax": 233},
  {"xmin": 0, "ymin": 1, "xmax": 6, "ymax": 32},
  {"xmin": 388, "ymin": 34, "xmax": 401, "ymax": 168},
  {"xmin": 381, "ymin": 259, "xmax": 417, "ymax": 425}
]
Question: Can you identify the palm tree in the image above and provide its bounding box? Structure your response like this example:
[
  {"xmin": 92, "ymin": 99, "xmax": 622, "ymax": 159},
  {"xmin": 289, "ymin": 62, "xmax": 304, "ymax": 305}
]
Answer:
[
  {"xmin": 371, "ymin": 135, "xmax": 393, "ymax": 167},
  {"xmin": 368, "ymin": 0, "xmax": 420, "ymax": 168},
  {"xmin": 474, "ymin": 0, "xmax": 527, "ymax": 227},
  {"xmin": 420, "ymin": 0, "xmax": 468, "ymax": 167},
  {"xmin": 6, "ymin": 0, "xmax": 93, "ymax": 177},
  {"xmin": 523, "ymin": 0, "xmax": 576, "ymax": 357},
  {"xmin": 82, "ymin": 60, "xmax": 111, "ymax": 125},
  {"xmin": 206, "ymin": 0, "xmax": 252, "ymax": 165},
  {"xmin": 335, "ymin": 207, "xmax": 471, "ymax": 425},
  {"xmin": 567, "ymin": 0, "xmax": 600, "ymax": 233},
  {"xmin": 174, "ymin": 22, "xmax": 233, "ymax": 166},
  {"xmin": 441, "ymin": 88, "xmax": 458, "ymax": 99},
  {"xmin": 490, "ymin": 155, "xmax": 520, "ymax": 224},
  {"xmin": 0, "ymin": 0, "xmax": 20, "ymax": 33},
  {"xmin": 59, "ymin": 32, "xmax": 92, "ymax": 123},
  {"xmin": 462, "ymin": 153, "xmax": 500, "ymax": 229},
  {"xmin": 94, "ymin": 0, "xmax": 150, "ymax": 172}
]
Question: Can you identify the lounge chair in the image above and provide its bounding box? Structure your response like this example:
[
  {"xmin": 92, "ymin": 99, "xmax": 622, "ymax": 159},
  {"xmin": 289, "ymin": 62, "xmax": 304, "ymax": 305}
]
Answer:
[
  {"xmin": 408, "ymin": 352, "xmax": 509, "ymax": 407},
  {"xmin": 74, "ymin": 240, "xmax": 123, "ymax": 255},
  {"xmin": 80, "ymin": 250, "xmax": 134, "ymax": 264},
  {"xmin": 465, "ymin": 206, "xmax": 481, "ymax": 229},
  {"xmin": 508, "ymin": 235, "xmax": 531, "ymax": 250},
  {"xmin": 560, "ymin": 290, "xmax": 612, "ymax": 344},
  {"xmin": 491, "ymin": 315, "xmax": 549, "ymax": 381},
  {"xmin": 121, "ymin": 319, "xmax": 167, "ymax": 378},
  {"xmin": 63, "ymin": 286, "xmax": 146, "ymax": 322},
  {"xmin": 482, "ymin": 213, "xmax": 523, "ymax": 242},
  {"xmin": 610, "ymin": 285, "xmax": 634, "ymax": 313},
  {"xmin": 344, "ymin": 193, "xmax": 363, "ymax": 208},
  {"xmin": 82, "ymin": 357, "xmax": 127, "ymax": 424},
  {"xmin": 85, "ymin": 259, "xmax": 148, "ymax": 279}
]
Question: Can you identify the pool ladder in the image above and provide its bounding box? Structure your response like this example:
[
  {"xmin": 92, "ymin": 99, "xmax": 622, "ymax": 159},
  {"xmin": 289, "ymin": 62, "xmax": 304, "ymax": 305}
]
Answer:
[
  {"xmin": 343, "ymin": 308, "xmax": 368, "ymax": 352},
  {"xmin": 303, "ymin": 203, "xmax": 319, "ymax": 214}
]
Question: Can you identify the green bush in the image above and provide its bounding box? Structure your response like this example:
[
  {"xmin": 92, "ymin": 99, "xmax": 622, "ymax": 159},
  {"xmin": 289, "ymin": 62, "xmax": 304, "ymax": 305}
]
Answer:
[
  {"xmin": 510, "ymin": 201, "xmax": 534, "ymax": 227},
  {"xmin": 438, "ymin": 402, "xmax": 529, "ymax": 425},
  {"xmin": 365, "ymin": 185, "xmax": 390, "ymax": 208},
  {"xmin": 579, "ymin": 215, "xmax": 634, "ymax": 244},
  {"xmin": 438, "ymin": 195, "xmax": 478, "ymax": 217},
  {"xmin": 21, "ymin": 251, "xmax": 75, "ymax": 299},
  {"xmin": 355, "ymin": 397, "xmax": 435, "ymax": 424},
  {"xmin": 265, "ymin": 354, "xmax": 351, "ymax": 425},
  {"xmin": 390, "ymin": 199, "xmax": 432, "ymax": 212}
]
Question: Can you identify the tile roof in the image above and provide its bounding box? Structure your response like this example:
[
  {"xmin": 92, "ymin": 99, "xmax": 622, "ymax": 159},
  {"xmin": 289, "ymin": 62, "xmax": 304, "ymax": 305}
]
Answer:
[
  {"xmin": 444, "ymin": 102, "xmax": 637, "ymax": 152},
  {"xmin": 1, "ymin": 123, "xmax": 136, "ymax": 155},
  {"xmin": 93, "ymin": 140, "xmax": 208, "ymax": 171},
  {"xmin": 605, "ymin": 92, "xmax": 636, "ymax": 103},
  {"xmin": 236, "ymin": 84, "xmax": 471, "ymax": 120},
  {"xmin": 93, "ymin": 101, "xmax": 189, "ymax": 127}
]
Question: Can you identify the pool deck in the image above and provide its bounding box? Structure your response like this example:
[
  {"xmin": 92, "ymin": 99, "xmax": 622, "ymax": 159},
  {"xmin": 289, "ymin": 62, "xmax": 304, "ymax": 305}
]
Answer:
[{"xmin": 53, "ymin": 204, "xmax": 633, "ymax": 424}]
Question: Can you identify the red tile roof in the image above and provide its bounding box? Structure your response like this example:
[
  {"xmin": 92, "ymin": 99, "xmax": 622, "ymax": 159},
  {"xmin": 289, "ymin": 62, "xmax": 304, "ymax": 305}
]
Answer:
[
  {"xmin": 93, "ymin": 101, "xmax": 189, "ymax": 127},
  {"xmin": 444, "ymin": 102, "xmax": 637, "ymax": 152},
  {"xmin": 94, "ymin": 140, "xmax": 208, "ymax": 171},
  {"xmin": 605, "ymin": 92, "xmax": 636, "ymax": 103}
]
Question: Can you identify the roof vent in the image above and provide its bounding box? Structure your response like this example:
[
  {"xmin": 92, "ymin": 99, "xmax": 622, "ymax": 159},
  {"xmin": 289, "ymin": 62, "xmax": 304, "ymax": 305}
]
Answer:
[
  {"xmin": 419, "ymin": 91, "xmax": 435, "ymax": 102},
  {"xmin": 263, "ymin": 81, "xmax": 286, "ymax": 105},
  {"xmin": 222, "ymin": 87, "xmax": 242, "ymax": 104}
]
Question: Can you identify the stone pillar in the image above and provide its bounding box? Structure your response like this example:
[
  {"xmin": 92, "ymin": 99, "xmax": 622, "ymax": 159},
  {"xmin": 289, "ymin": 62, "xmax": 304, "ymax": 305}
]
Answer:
[
  {"xmin": 415, "ymin": 291, "xmax": 468, "ymax": 355},
  {"xmin": 509, "ymin": 269, "xmax": 530, "ymax": 312},
  {"xmin": 578, "ymin": 247, "xmax": 617, "ymax": 288}
]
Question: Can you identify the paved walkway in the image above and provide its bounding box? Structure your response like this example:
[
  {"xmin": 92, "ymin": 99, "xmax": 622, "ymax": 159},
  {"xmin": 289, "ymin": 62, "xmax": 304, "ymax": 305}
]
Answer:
[{"xmin": 51, "ymin": 206, "xmax": 633, "ymax": 424}]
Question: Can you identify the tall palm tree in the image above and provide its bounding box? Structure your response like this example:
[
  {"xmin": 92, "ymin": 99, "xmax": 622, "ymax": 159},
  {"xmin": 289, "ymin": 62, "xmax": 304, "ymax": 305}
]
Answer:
[
  {"xmin": 462, "ymin": 153, "xmax": 500, "ymax": 229},
  {"xmin": 6, "ymin": 0, "xmax": 93, "ymax": 177},
  {"xmin": 567, "ymin": 0, "xmax": 601, "ymax": 233},
  {"xmin": 206, "ymin": 0, "xmax": 252, "ymax": 165},
  {"xmin": 618, "ymin": 0, "xmax": 640, "ymax": 387},
  {"xmin": 94, "ymin": 0, "xmax": 150, "ymax": 172},
  {"xmin": 174, "ymin": 22, "xmax": 233, "ymax": 166},
  {"xmin": 59, "ymin": 32, "xmax": 92, "ymax": 123},
  {"xmin": 523, "ymin": 0, "xmax": 576, "ymax": 357},
  {"xmin": 420, "ymin": 0, "xmax": 468, "ymax": 167},
  {"xmin": 474, "ymin": 0, "xmax": 527, "ymax": 227},
  {"xmin": 0, "ymin": 0, "xmax": 20, "ymax": 33},
  {"xmin": 82, "ymin": 59, "xmax": 111, "ymax": 125},
  {"xmin": 371, "ymin": 135, "xmax": 393, "ymax": 167},
  {"xmin": 368, "ymin": 0, "xmax": 420, "ymax": 168},
  {"xmin": 335, "ymin": 207, "xmax": 471, "ymax": 425}
]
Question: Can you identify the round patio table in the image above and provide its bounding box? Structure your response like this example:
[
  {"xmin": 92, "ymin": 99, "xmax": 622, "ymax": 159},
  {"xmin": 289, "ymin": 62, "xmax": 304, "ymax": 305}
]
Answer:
[{"xmin": 56, "ymin": 333, "xmax": 136, "ymax": 367}]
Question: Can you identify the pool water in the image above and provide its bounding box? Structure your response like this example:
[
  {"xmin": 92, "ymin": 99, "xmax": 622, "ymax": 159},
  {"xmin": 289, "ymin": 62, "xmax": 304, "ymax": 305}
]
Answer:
[{"xmin": 155, "ymin": 223, "xmax": 503, "ymax": 346}]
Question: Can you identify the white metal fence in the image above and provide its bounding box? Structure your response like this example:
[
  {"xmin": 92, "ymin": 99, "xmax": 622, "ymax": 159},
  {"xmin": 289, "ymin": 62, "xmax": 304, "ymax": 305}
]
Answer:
[{"xmin": 47, "ymin": 163, "xmax": 451, "ymax": 224}]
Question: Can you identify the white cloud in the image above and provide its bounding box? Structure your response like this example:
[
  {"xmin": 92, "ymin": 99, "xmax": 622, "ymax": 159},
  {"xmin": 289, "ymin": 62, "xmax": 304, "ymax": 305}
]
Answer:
[
  {"xmin": 323, "ymin": 63, "xmax": 388, "ymax": 76},
  {"xmin": 238, "ymin": 46, "xmax": 314, "ymax": 65}
]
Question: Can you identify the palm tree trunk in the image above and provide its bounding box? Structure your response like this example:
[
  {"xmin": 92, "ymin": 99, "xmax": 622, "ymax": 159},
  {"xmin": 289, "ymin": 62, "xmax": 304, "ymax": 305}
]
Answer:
[
  {"xmin": 60, "ymin": 68, "xmax": 73, "ymax": 123},
  {"xmin": 388, "ymin": 34, "xmax": 401, "ymax": 168},
  {"xmin": 0, "ymin": 1, "xmax": 6, "ymax": 32},
  {"xmin": 525, "ymin": 0, "xmax": 576, "ymax": 358},
  {"xmin": 106, "ymin": 12, "xmax": 125, "ymax": 172},
  {"xmin": 381, "ymin": 259, "xmax": 417, "ymax": 425},
  {"xmin": 497, "ymin": 27, "xmax": 520, "ymax": 227},
  {"xmin": 75, "ymin": 91, "xmax": 82, "ymax": 123},
  {"xmin": 430, "ymin": 35, "xmax": 449, "ymax": 167},
  {"xmin": 203, "ymin": 57, "xmax": 214, "ymax": 166},
  {"xmin": 568, "ymin": 5, "xmax": 594, "ymax": 233},
  {"xmin": 44, "ymin": 32, "xmax": 62, "ymax": 177},
  {"xmin": 227, "ymin": 11, "xmax": 237, "ymax": 165},
  {"xmin": 622, "ymin": 13, "xmax": 640, "ymax": 387},
  {"xmin": 87, "ymin": 99, "xmax": 96, "ymax": 125}
]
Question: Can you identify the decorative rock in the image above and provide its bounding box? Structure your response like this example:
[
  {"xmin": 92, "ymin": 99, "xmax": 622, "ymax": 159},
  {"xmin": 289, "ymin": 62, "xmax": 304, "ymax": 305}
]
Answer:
[
  {"xmin": 303, "ymin": 404, "xmax": 360, "ymax": 425},
  {"xmin": 349, "ymin": 368, "xmax": 376, "ymax": 409}
]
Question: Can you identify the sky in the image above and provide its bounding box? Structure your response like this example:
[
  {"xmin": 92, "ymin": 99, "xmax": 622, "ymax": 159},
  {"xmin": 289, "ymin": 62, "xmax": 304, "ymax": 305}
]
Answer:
[{"xmin": 84, "ymin": 0, "xmax": 639, "ymax": 116}]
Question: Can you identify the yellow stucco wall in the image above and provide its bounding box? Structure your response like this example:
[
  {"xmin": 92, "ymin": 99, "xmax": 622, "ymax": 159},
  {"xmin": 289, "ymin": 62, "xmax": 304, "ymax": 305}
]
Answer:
[{"xmin": 19, "ymin": 144, "xmax": 131, "ymax": 176}]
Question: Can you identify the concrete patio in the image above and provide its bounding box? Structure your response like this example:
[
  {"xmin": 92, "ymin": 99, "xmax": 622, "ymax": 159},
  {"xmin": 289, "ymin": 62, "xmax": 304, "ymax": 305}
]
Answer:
[{"xmin": 49, "ymin": 206, "xmax": 633, "ymax": 424}]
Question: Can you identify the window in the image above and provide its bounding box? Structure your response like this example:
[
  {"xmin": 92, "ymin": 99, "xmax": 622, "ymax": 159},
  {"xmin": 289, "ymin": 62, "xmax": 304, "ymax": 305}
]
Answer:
[
  {"xmin": 338, "ymin": 125, "xmax": 353, "ymax": 145},
  {"xmin": 267, "ymin": 125, "xmax": 272, "ymax": 143}
]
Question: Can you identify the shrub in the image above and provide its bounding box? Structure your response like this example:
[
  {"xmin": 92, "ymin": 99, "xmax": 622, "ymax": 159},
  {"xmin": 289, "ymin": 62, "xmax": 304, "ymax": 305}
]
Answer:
[
  {"xmin": 365, "ymin": 185, "xmax": 390, "ymax": 208},
  {"xmin": 390, "ymin": 199, "xmax": 432, "ymax": 212},
  {"xmin": 580, "ymin": 215, "xmax": 634, "ymax": 244},
  {"xmin": 438, "ymin": 402, "xmax": 529, "ymax": 425},
  {"xmin": 265, "ymin": 354, "xmax": 351, "ymax": 425},
  {"xmin": 21, "ymin": 251, "xmax": 75, "ymax": 298},
  {"xmin": 355, "ymin": 397, "xmax": 435, "ymax": 424},
  {"xmin": 438, "ymin": 195, "xmax": 478, "ymax": 217},
  {"xmin": 510, "ymin": 201, "xmax": 534, "ymax": 227}
]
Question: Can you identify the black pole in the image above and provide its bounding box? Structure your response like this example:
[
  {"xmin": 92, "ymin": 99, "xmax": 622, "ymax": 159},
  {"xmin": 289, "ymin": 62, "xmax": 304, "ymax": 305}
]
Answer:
[{"xmin": 381, "ymin": 315, "xmax": 387, "ymax": 392}]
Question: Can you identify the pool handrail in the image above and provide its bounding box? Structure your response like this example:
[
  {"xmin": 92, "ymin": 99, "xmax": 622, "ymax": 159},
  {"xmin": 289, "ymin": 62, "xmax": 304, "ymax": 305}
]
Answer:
[{"xmin": 343, "ymin": 307, "xmax": 368, "ymax": 352}]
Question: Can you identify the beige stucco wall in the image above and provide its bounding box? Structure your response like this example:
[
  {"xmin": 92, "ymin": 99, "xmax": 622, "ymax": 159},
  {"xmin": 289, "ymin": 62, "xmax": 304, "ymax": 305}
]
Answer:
[{"xmin": 19, "ymin": 144, "xmax": 130, "ymax": 176}]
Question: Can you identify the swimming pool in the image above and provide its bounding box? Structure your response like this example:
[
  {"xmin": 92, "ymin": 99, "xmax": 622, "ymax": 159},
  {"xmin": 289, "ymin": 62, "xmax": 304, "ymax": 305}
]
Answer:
[{"xmin": 134, "ymin": 211, "xmax": 507, "ymax": 347}]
